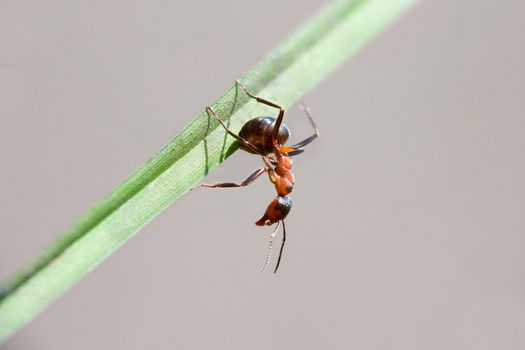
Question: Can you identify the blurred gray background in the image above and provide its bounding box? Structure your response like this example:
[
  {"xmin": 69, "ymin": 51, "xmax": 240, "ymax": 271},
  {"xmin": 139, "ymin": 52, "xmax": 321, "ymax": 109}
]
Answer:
[{"xmin": 1, "ymin": 0, "xmax": 525, "ymax": 349}]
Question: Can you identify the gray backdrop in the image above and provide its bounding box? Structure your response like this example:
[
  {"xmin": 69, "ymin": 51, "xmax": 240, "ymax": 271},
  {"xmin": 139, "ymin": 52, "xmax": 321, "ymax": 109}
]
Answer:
[{"xmin": 1, "ymin": 0, "xmax": 524, "ymax": 349}]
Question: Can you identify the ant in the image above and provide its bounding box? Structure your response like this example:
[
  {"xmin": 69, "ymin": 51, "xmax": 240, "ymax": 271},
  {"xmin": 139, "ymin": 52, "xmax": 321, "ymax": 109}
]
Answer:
[{"xmin": 197, "ymin": 80, "xmax": 319, "ymax": 273}]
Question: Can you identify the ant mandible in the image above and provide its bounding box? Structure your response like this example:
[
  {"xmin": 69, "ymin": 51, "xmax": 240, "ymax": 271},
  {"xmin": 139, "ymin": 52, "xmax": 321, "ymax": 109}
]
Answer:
[{"xmin": 197, "ymin": 80, "xmax": 319, "ymax": 273}]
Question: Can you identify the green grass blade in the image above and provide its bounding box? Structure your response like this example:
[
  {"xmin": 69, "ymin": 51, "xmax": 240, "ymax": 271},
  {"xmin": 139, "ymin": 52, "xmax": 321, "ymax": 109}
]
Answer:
[{"xmin": 0, "ymin": 0, "xmax": 420, "ymax": 341}]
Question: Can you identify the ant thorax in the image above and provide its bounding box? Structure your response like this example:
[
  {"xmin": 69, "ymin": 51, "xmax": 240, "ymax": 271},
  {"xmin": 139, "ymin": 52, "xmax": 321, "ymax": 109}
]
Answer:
[{"xmin": 261, "ymin": 154, "xmax": 295, "ymax": 197}]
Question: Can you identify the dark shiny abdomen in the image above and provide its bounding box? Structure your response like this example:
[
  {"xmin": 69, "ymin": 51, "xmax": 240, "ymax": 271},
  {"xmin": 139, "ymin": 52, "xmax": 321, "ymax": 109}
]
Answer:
[{"xmin": 239, "ymin": 116, "xmax": 290, "ymax": 154}]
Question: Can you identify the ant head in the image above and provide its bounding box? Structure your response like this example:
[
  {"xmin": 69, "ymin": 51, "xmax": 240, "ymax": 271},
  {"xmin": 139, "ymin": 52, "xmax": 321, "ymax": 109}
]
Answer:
[{"xmin": 256, "ymin": 196, "xmax": 292, "ymax": 226}]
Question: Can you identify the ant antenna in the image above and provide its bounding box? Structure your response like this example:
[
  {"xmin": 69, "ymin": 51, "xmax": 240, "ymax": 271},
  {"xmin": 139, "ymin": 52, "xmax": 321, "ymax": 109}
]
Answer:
[
  {"xmin": 259, "ymin": 221, "xmax": 281, "ymax": 272},
  {"xmin": 273, "ymin": 220, "xmax": 287, "ymax": 274}
]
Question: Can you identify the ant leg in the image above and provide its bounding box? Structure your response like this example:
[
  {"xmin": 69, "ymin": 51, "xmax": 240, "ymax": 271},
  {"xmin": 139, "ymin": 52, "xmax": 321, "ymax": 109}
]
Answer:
[
  {"xmin": 273, "ymin": 220, "xmax": 286, "ymax": 273},
  {"xmin": 196, "ymin": 167, "xmax": 267, "ymax": 189},
  {"xmin": 287, "ymin": 149, "xmax": 305, "ymax": 156},
  {"xmin": 259, "ymin": 221, "xmax": 281, "ymax": 272},
  {"xmin": 287, "ymin": 102, "xmax": 319, "ymax": 150},
  {"xmin": 236, "ymin": 80, "xmax": 285, "ymax": 144},
  {"xmin": 206, "ymin": 107, "xmax": 261, "ymax": 154}
]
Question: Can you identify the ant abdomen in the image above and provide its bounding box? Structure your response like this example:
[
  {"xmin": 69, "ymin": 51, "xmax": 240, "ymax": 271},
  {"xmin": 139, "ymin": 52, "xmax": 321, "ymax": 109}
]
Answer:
[{"xmin": 239, "ymin": 117, "xmax": 290, "ymax": 155}]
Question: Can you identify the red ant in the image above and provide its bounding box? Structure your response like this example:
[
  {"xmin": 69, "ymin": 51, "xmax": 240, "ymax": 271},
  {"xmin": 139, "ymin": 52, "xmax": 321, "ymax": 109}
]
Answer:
[{"xmin": 197, "ymin": 80, "xmax": 319, "ymax": 273}]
